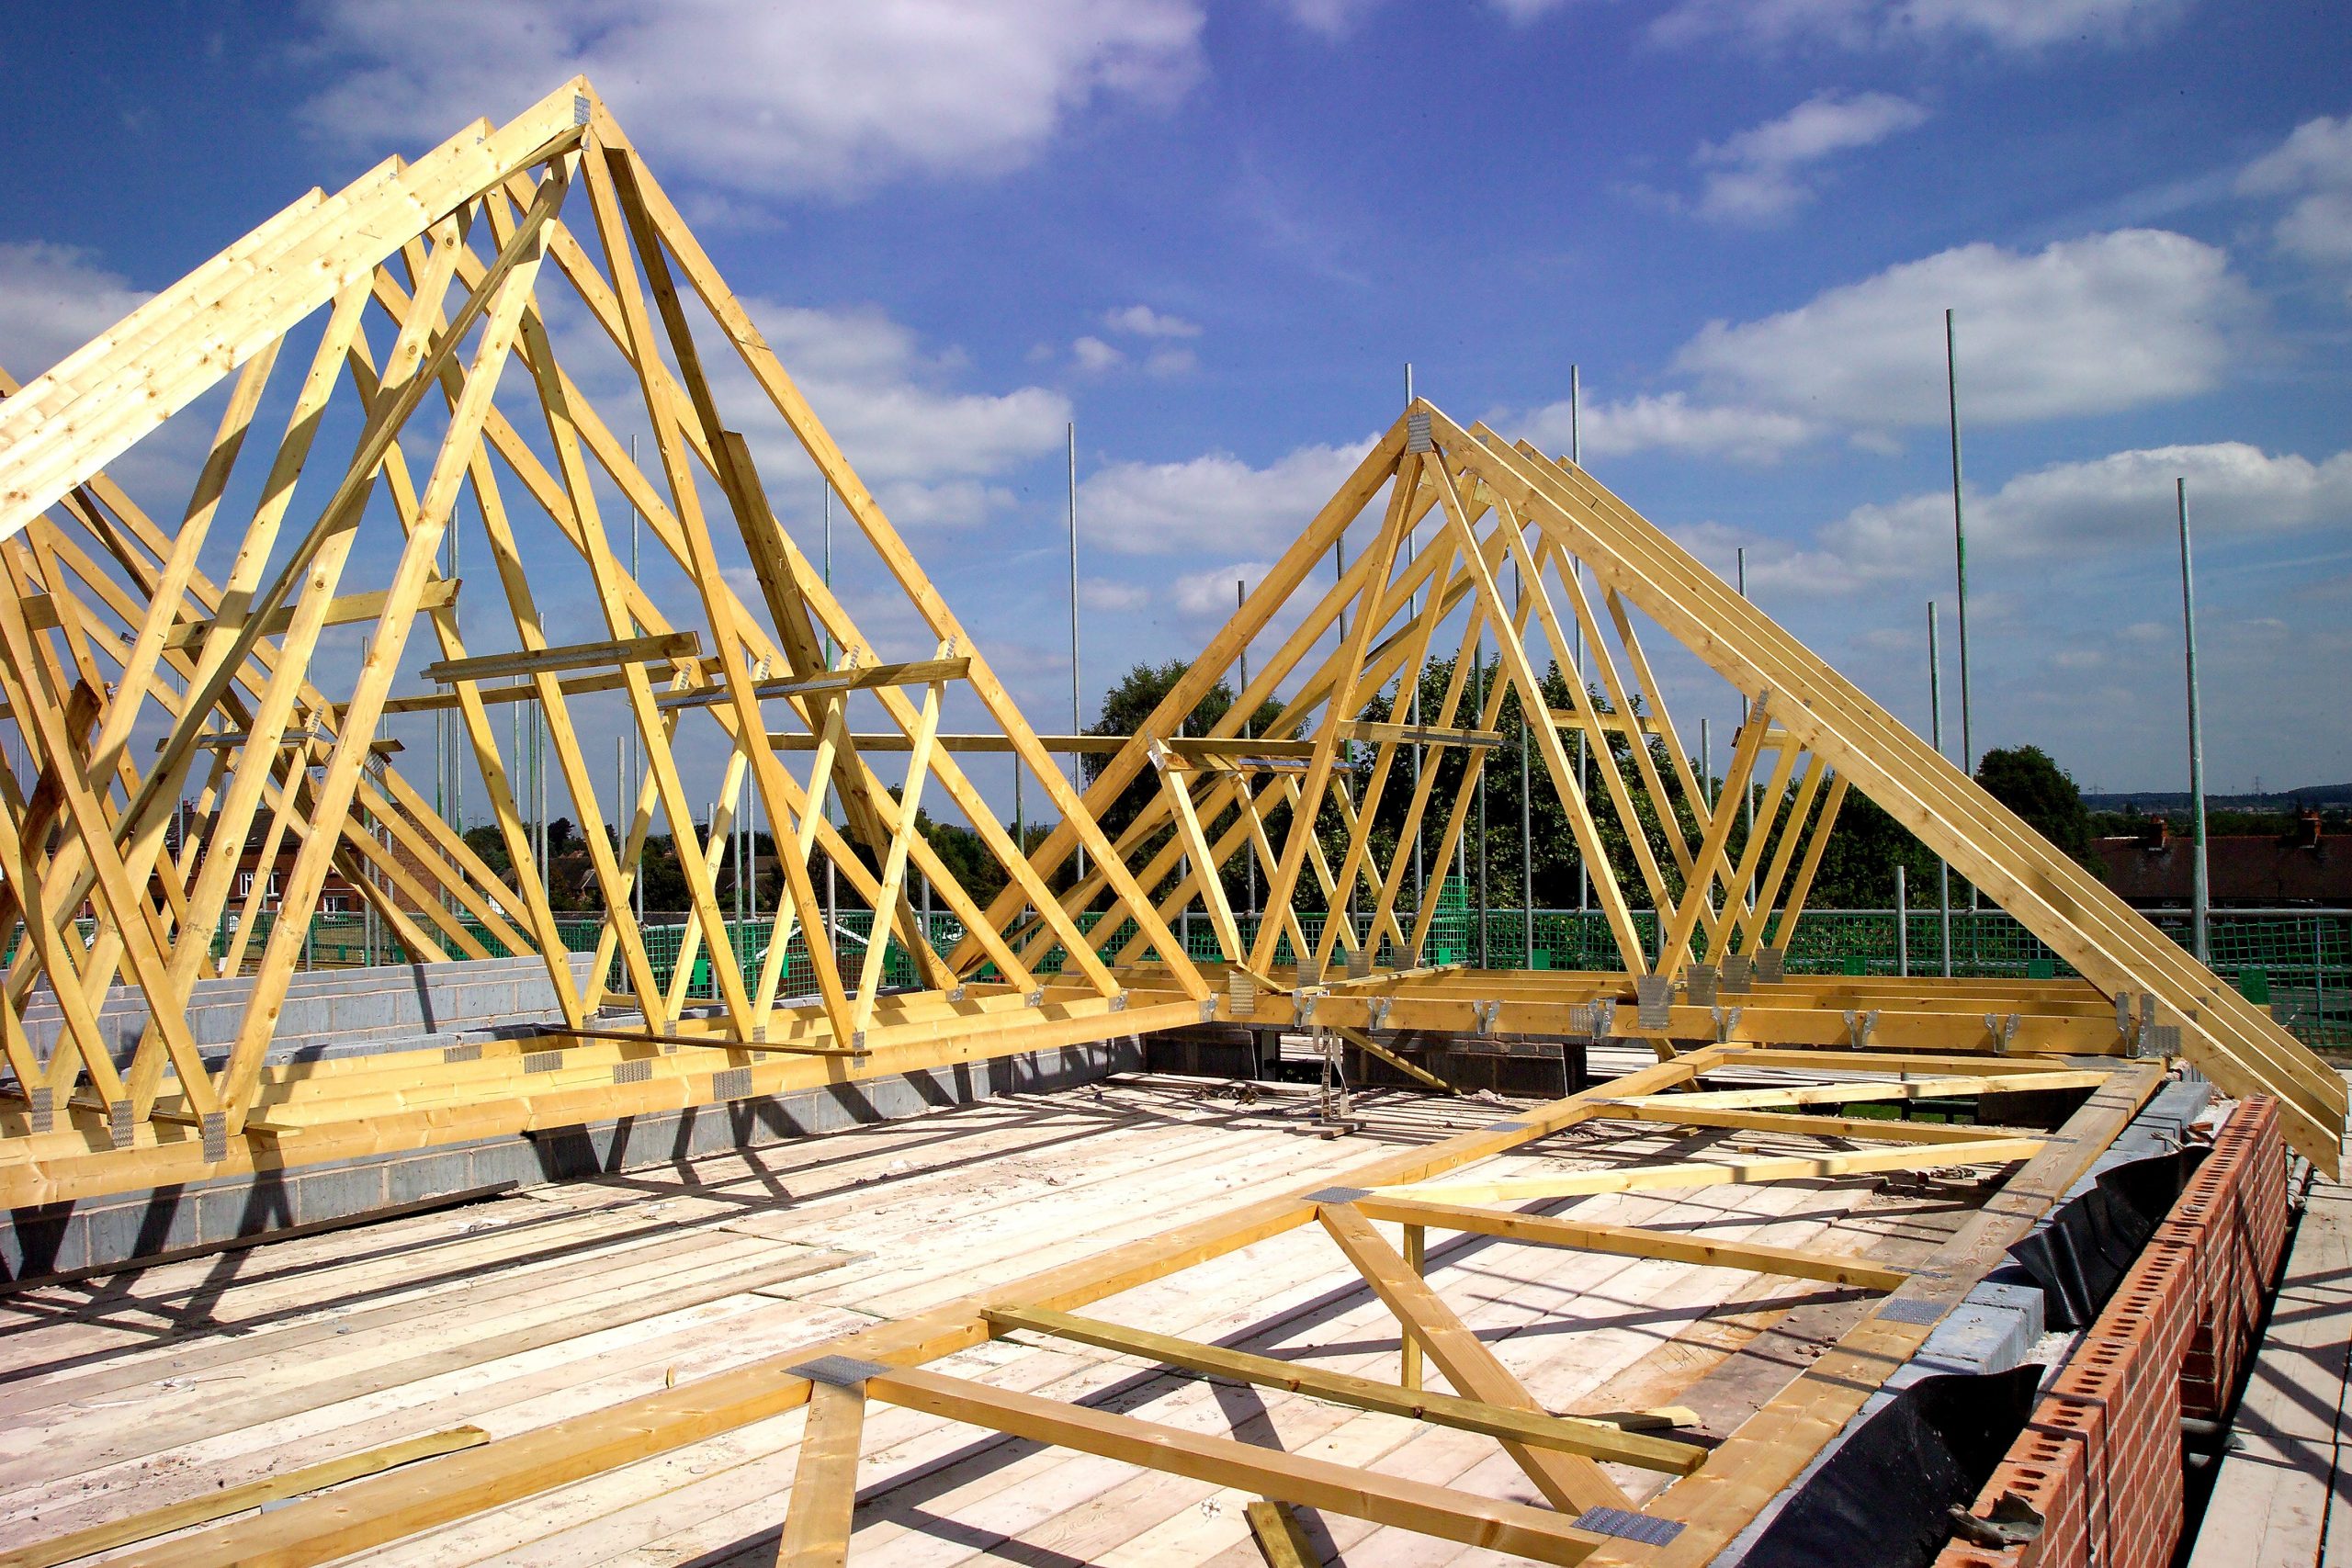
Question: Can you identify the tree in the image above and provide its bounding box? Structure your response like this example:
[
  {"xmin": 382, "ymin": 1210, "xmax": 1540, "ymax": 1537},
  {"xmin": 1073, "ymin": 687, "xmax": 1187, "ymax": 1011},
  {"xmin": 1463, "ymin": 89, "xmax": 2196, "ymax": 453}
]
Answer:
[
  {"xmin": 1804, "ymin": 794, "xmax": 1945, "ymax": 908},
  {"xmin": 1083, "ymin": 660, "xmax": 1279, "ymax": 840},
  {"xmin": 1976, "ymin": 745, "xmax": 2097, "ymax": 867}
]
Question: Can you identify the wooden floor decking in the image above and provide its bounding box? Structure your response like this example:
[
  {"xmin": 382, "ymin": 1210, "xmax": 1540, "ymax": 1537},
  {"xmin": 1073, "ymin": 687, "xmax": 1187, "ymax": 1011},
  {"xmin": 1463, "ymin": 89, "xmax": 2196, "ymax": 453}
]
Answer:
[{"xmin": 0, "ymin": 1073, "xmax": 1989, "ymax": 1565}]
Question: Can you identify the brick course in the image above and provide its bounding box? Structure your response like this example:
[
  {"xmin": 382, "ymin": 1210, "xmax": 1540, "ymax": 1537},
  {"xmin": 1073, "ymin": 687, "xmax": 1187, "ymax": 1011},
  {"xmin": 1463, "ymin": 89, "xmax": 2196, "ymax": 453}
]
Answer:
[{"xmin": 1932, "ymin": 1095, "xmax": 2290, "ymax": 1568}]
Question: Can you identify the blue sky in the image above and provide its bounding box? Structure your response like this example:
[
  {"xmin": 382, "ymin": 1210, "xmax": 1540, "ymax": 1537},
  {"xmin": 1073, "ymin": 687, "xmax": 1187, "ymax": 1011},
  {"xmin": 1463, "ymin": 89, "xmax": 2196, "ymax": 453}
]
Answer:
[{"xmin": 3, "ymin": 0, "xmax": 2348, "ymax": 804}]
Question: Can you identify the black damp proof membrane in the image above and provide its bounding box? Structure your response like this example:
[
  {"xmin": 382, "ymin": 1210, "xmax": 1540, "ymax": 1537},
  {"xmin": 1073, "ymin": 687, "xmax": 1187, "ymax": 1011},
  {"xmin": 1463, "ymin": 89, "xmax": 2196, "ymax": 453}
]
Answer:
[
  {"xmin": 1740, "ymin": 1366, "xmax": 2043, "ymax": 1568},
  {"xmin": 2005, "ymin": 1147, "xmax": 2203, "ymax": 1330}
]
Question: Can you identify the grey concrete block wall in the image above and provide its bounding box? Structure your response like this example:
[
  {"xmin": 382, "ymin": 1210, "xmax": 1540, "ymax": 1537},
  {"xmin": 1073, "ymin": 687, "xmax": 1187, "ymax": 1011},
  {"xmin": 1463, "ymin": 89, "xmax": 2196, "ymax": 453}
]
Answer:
[
  {"xmin": 17, "ymin": 952, "xmax": 599, "ymax": 1072},
  {"xmin": 3, "ymin": 1035, "xmax": 1146, "ymax": 1281}
]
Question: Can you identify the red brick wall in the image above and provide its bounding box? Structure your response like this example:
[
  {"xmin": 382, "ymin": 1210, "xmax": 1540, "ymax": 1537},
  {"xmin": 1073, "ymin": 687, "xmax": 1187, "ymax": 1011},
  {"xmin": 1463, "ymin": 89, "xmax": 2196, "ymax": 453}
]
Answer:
[{"xmin": 1935, "ymin": 1095, "xmax": 2290, "ymax": 1568}]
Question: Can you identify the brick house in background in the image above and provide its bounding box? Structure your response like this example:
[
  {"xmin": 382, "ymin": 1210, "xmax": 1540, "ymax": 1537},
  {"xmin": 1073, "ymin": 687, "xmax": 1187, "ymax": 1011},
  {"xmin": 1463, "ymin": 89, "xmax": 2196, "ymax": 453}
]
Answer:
[
  {"xmin": 159, "ymin": 808, "xmax": 364, "ymax": 917},
  {"xmin": 2094, "ymin": 809, "xmax": 2352, "ymax": 908}
]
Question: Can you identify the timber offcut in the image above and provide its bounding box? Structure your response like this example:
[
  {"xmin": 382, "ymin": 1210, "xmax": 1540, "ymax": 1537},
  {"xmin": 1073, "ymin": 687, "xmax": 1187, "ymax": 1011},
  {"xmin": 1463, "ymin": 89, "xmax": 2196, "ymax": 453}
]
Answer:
[{"xmin": 0, "ymin": 79, "xmax": 2336, "ymax": 1567}]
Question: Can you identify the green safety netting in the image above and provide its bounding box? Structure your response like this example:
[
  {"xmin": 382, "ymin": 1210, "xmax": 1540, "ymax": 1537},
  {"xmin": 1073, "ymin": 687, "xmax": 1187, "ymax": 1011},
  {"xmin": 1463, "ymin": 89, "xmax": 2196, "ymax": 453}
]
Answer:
[{"xmin": 130, "ymin": 889, "xmax": 2351, "ymax": 1051}]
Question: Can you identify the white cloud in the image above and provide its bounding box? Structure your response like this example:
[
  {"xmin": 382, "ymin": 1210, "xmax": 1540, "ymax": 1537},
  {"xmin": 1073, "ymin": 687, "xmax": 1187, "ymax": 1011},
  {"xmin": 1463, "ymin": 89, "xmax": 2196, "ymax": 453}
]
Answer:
[
  {"xmin": 1171, "ymin": 559, "xmax": 1276, "ymax": 615},
  {"xmin": 0, "ymin": 242, "xmax": 229, "ymax": 513},
  {"xmin": 707, "ymin": 300, "xmax": 1067, "ymax": 526},
  {"xmin": 0, "ymin": 242, "xmax": 153, "ymax": 385},
  {"xmin": 1500, "ymin": 390, "xmax": 1816, "ymax": 464},
  {"xmin": 1692, "ymin": 91, "xmax": 1928, "ymax": 223},
  {"xmin": 1080, "ymin": 579, "xmax": 1152, "ymax": 612},
  {"xmin": 1770, "ymin": 442, "xmax": 2352, "ymax": 597},
  {"xmin": 1655, "ymin": 0, "xmax": 2189, "ymax": 52},
  {"xmin": 2240, "ymin": 114, "xmax": 2352, "ymax": 197},
  {"xmin": 1102, "ymin": 303, "xmax": 1201, "ymax": 338},
  {"xmin": 758, "ymin": 303, "xmax": 1069, "ymax": 483},
  {"xmin": 871, "ymin": 479, "xmax": 1015, "ymax": 528},
  {"xmin": 1674, "ymin": 230, "xmax": 2253, "ymax": 428},
  {"xmin": 1144, "ymin": 345, "xmax": 1198, "ymax": 377},
  {"xmin": 2276, "ymin": 196, "xmax": 2352, "ymax": 268},
  {"xmin": 1072, "ymin": 335, "xmax": 1128, "ymax": 372},
  {"xmin": 298, "ymin": 0, "xmax": 1204, "ymax": 198},
  {"xmin": 1277, "ymin": 0, "xmax": 1385, "ymax": 37},
  {"xmin": 2238, "ymin": 114, "xmax": 2352, "ymax": 265},
  {"xmin": 1078, "ymin": 438, "xmax": 1376, "ymax": 555},
  {"xmin": 1490, "ymin": 0, "xmax": 1571, "ymax": 19}
]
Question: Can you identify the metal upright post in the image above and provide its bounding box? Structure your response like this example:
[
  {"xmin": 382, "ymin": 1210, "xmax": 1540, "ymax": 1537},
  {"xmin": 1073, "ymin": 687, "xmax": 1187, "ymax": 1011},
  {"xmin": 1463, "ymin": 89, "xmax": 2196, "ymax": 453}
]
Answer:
[
  {"xmin": 1335, "ymin": 535, "xmax": 1347, "ymax": 639},
  {"xmin": 1408, "ymin": 353, "xmax": 1420, "ymax": 917},
  {"xmin": 1408, "ymin": 439, "xmax": 1424, "ymax": 914},
  {"xmin": 536, "ymin": 613, "xmax": 548, "ymax": 894},
  {"xmin": 1518, "ymin": 560, "xmax": 1532, "ymax": 968},
  {"xmin": 1947, "ymin": 310, "xmax": 1983, "ymax": 915},
  {"xmin": 451, "ymin": 522, "xmax": 461, "ymax": 834},
  {"xmin": 1929, "ymin": 600, "xmax": 1952, "ymax": 977},
  {"xmin": 630, "ymin": 434, "xmax": 643, "ymax": 911},
  {"xmin": 1069, "ymin": 422, "xmax": 1085, "ymax": 886},
  {"xmin": 2178, "ymin": 478, "xmax": 2210, "ymax": 963},
  {"xmin": 1737, "ymin": 547, "xmax": 1752, "ymax": 910},
  {"xmin": 1476, "ymin": 638, "xmax": 1488, "ymax": 967},
  {"xmin": 1240, "ymin": 578, "xmax": 1258, "ymax": 921},
  {"xmin": 1947, "ymin": 310, "xmax": 1974, "ymax": 779},
  {"xmin": 1895, "ymin": 863, "xmax": 1908, "ymax": 978},
  {"xmin": 510, "ymin": 696, "xmax": 522, "ymax": 856},
  {"xmin": 1569, "ymin": 364, "xmax": 1579, "ymax": 468},
  {"xmin": 1571, "ymin": 367, "xmax": 1587, "ymax": 920},
  {"xmin": 435, "ymin": 527, "xmax": 447, "ymax": 831}
]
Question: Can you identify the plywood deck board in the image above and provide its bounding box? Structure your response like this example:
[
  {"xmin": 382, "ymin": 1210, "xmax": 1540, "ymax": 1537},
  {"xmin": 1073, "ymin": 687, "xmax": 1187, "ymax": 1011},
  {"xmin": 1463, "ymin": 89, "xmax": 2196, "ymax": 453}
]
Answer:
[
  {"xmin": 2189, "ymin": 1174, "xmax": 2352, "ymax": 1568},
  {"xmin": 0, "ymin": 1077, "xmax": 1996, "ymax": 1568}
]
